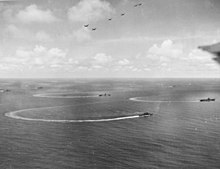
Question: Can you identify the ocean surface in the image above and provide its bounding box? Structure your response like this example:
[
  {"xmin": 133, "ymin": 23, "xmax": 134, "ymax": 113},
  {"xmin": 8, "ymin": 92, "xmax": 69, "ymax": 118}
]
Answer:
[{"xmin": 0, "ymin": 78, "xmax": 220, "ymax": 169}]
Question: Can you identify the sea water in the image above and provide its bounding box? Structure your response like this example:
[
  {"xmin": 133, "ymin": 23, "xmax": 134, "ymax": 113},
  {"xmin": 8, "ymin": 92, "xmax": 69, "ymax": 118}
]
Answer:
[{"xmin": 0, "ymin": 78, "xmax": 220, "ymax": 169}]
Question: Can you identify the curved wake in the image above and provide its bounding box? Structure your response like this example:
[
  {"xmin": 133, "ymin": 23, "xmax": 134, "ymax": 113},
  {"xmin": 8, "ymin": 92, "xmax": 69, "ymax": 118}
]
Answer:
[
  {"xmin": 33, "ymin": 93, "xmax": 99, "ymax": 99},
  {"xmin": 5, "ymin": 101, "xmax": 141, "ymax": 123},
  {"xmin": 5, "ymin": 110, "xmax": 140, "ymax": 123},
  {"xmin": 129, "ymin": 97, "xmax": 199, "ymax": 103}
]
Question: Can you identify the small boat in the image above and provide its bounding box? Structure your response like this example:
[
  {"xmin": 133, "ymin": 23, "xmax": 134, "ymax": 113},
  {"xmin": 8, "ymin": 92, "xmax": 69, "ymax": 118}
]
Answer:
[
  {"xmin": 200, "ymin": 98, "xmax": 215, "ymax": 102},
  {"xmin": 139, "ymin": 112, "xmax": 153, "ymax": 117},
  {"xmin": 98, "ymin": 93, "xmax": 111, "ymax": 97}
]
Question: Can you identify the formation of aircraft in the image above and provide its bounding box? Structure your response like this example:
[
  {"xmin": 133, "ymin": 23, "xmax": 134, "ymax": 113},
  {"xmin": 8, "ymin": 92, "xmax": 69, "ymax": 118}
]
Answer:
[
  {"xmin": 134, "ymin": 3, "xmax": 142, "ymax": 7},
  {"xmin": 83, "ymin": 2, "xmax": 143, "ymax": 31}
]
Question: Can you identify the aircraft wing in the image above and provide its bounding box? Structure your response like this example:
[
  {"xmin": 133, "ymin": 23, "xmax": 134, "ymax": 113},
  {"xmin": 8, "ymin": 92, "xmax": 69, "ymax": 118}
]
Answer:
[{"xmin": 198, "ymin": 42, "xmax": 220, "ymax": 64}]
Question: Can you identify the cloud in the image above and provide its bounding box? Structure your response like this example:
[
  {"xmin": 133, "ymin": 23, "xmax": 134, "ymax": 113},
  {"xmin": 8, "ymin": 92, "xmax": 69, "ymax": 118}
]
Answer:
[
  {"xmin": 5, "ymin": 24, "xmax": 21, "ymax": 36},
  {"xmin": 2, "ymin": 8, "xmax": 14, "ymax": 22},
  {"xmin": 4, "ymin": 24, "xmax": 34, "ymax": 40},
  {"xmin": 93, "ymin": 53, "xmax": 112, "ymax": 65},
  {"xmin": 144, "ymin": 40, "xmax": 220, "ymax": 75},
  {"xmin": 0, "ymin": 45, "xmax": 71, "ymax": 70},
  {"xmin": 68, "ymin": 0, "xmax": 114, "ymax": 23},
  {"xmin": 36, "ymin": 31, "xmax": 52, "ymax": 42},
  {"xmin": 72, "ymin": 28, "xmax": 91, "ymax": 42},
  {"xmin": 75, "ymin": 53, "xmax": 113, "ymax": 70},
  {"xmin": 148, "ymin": 39, "xmax": 183, "ymax": 58},
  {"xmin": 4, "ymin": 24, "xmax": 52, "ymax": 42},
  {"xmin": 146, "ymin": 39, "xmax": 183, "ymax": 70},
  {"xmin": 187, "ymin": 49, "xmax": 213, "ymax": 62},
  {"xmin": 148, "ymin": 40, "xmax": 183, "ymax": 57},
  {"xmin": 118, "ymin": 59, "xmax": 130, "ymax": 65},
  {"xmin": 16, "ymin": 4, "xmax": 58, "ymax": 23}
]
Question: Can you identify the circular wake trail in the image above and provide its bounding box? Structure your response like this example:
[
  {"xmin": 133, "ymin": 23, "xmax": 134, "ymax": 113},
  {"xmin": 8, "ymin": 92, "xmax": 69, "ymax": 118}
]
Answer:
[
  {"xmin": 5, "ymin": 111, "xmax": 139, "ymax": 123},
  {"xmin": 5, "ymin": 108, "xmax": 140, "ymax": 123},
  {"xmin": 5, "ymin": 98, "xmax": 143, "ymax": 123}
]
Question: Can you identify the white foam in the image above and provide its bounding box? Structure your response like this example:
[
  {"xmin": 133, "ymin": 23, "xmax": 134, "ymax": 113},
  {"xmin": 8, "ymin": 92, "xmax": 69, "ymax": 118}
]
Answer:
[
  {"xmin": 129, "ymin": 97, "xmax": 199, "ymax": 103},
  {"xmin": 5, "ymin": 100, "xmax": 134, "ymax": 123},
  {"xmin": 33, "ymin": 93, "xmax": 99, "ymax": 99},
  {"xmin": 5, "ymin": 108, "xmax": 140, "ymax": 123}
]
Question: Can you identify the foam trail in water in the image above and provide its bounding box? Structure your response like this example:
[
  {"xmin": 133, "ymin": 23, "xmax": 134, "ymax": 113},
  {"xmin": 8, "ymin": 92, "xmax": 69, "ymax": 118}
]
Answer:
[
  {"xmin": 5, "ymin": 100, "xmax": 136, "ymax": 123},
  {"xmin": 129, "ymin": 97, "xmax": 199, "ymax": 103},
  {"xmin": 5, "ymin": 110, "xmax": 140, "ymax": 123},
  {"xmin": 33, "ymin": 93, "xmax": 99, "ymax": 99}
]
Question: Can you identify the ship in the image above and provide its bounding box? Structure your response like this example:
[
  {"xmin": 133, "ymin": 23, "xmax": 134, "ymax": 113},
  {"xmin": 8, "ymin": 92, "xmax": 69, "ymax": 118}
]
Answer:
[
  {"xmin": 98, "ymin": 93, "xmax": 111, "ymax": 97},
  {"xmin": 200, "ymin": 98, "xmax": 215, "ymax": 102},
  {"xmin": 139, "ymin": 112, "xmax": 153, "ymax": 117}
]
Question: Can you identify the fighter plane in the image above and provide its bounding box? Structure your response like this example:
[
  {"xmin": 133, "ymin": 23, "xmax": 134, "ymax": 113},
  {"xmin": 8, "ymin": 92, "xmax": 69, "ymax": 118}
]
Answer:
[{"xmin": 134, "ymin": 3, "xmax": 142, "ymax": 7}]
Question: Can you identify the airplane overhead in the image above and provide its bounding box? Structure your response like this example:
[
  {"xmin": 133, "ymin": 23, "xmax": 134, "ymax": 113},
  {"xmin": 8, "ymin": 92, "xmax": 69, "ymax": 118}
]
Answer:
[
  {"xmin": 81, "ymin": 2, "xmax": 143, "ymax": 31},
  {"xmin": 199, "ymin": 42, "xmax": 220, "ymax": 64}
]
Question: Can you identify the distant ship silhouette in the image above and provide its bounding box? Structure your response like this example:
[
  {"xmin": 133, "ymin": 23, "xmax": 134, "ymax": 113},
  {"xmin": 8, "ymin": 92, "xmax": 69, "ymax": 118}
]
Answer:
[
  {"xmin": 139, "ymin": 112, "xmax": 153, "ymax": 117},
  {"xmin": 200, "ymin": 98, "xmax": 215, "ymax": 102}
]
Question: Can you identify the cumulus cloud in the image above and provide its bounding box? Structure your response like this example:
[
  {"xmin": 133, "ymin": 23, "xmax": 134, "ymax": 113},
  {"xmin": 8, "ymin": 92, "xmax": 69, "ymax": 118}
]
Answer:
[
  {"xmin": 36, "ymin": 31, "xmax": 52, "ymax": 42},
  {"xmin": 118, "ymin": 59, "xmax": 130, "ymax": 65},
  {"xmin": 4, "ymin": 24, "xmax": 34, "ymax": 40},
  {"xmin": 187, "ymin": 49, "xmax": 214, "ymax": 63},
  {"xmin": 5, "ymin": 24, "xmax": 21, "ymax": 36},
  {"xmin": 16, "ymin": 4, "xmax": 58, "ymax": 23},
  {"xmin": 2, "ymin": 8, "xmax": 14, "ymax": 22},
  {"xmin": 146, "ymin": 39, "xmax": 183, "ymax": 69},
  {"xmin": 148, "ymin": 39, "xmax": 183, "ymax": 58},
  {"xmin": 4, "ymin": 24, "xmax": 52, "ymax": 42},
  {"xmin": 72, "ymin": 28, "xmax": 91, "ymax": 42},
  {"xmin": 68, "ymin": 0, "xmax": 114, "ymax": 23},
  {"xmin": 93, "ymin": 53, "xmax": 112, "ymax": 65},
  {"xmin": 0, "ymin": 45, "xmax": 72, "ymax": 70}
]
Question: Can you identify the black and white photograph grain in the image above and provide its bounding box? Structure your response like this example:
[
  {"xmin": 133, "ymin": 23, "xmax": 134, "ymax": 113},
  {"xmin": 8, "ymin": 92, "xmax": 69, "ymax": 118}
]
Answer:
[{"xmin": 0, "ymin": 0, "xmax": 220, "ymax": 168}]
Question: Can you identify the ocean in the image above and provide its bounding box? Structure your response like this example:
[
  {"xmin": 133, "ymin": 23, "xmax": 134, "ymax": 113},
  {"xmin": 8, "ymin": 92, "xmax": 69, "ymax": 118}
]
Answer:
[{"xmin": 0, "ymin": 78, "xmax": 220, "ymax": 169}]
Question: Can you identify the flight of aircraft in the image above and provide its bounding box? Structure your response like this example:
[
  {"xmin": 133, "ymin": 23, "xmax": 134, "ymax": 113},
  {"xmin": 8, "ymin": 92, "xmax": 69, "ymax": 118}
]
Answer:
[
  {"xmin": 83, "ymin": 2, "xmax": 143, "ymax": 31},
  {"xmin": 134, "ymin": 3, "xmax": 142, "ymax": 7}
]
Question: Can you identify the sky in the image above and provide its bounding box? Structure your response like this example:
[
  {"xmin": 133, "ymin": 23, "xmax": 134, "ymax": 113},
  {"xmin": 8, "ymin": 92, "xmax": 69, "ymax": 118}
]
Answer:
[{"xmin": 0, "ymin": 0, "xmax": 220, "ymax": 78}]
